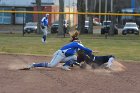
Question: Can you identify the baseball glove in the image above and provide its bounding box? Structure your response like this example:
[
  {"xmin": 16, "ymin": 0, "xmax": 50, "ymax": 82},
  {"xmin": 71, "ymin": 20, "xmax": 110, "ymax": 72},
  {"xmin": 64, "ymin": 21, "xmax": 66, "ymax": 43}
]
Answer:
[{"xmin": 77, "ymin": 50, "xmax": 96, "ymax": 69}]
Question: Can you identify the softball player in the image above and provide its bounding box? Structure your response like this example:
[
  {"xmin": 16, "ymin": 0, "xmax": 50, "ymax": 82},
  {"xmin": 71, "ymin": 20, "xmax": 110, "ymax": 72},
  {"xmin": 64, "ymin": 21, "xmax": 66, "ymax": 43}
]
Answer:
[
  {"xmin": 62, "ymin": 50, "xmax": 115, "ymax": 70},
  {"xmin": 41, "ymin": 14, "xmax": 49, "ymax": 43},
  {"xmin": 22, "ymin": 40, "xmax": 93, "ymax": 70}
]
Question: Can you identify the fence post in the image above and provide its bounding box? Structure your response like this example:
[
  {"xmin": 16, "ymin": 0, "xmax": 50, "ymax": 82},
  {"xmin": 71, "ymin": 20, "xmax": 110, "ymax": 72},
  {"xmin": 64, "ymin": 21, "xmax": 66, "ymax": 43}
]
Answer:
[{"xmin": 23, "ymin": 13, "xmax": 25, "ymax": 36}]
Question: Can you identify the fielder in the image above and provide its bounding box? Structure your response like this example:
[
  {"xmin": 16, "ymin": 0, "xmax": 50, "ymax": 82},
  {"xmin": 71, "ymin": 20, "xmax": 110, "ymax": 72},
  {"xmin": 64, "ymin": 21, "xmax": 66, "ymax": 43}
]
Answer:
[
  {"xmin": 20, "ymin": 39, "xmax": 94, "ymax": 70},
  {"xmin": 41, "ymin": 14, "xmax": 49, "ymax": 43}
]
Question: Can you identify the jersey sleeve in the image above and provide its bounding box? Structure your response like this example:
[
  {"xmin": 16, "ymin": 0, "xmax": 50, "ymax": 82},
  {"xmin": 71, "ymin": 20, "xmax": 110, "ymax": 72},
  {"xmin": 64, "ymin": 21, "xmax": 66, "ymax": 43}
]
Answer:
[
  {"xmin": 41, "ymin": 17, "xmax": 45, "ymax": 26},
  {"xmin": 76, "ymin": 43, "xmax": 92, "ymax": 54}
]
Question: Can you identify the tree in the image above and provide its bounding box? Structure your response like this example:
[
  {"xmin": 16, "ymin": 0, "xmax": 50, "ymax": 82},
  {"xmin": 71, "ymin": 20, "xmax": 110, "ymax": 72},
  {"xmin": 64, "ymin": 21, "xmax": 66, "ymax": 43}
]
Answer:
[
  {"xmin": 58, "ymin": 0, "xmax": 64, "ymax": 35},
  {"xmin": 77, "ymin": 0, "xmax": 86, "ymax": 33},
  {"xmin": 36, "ymin": 0, "xmax": 42, "ymax": 34},
  {"xmin": 88, "ymin": 0, "xmax": 96, "ymax": 34},
  {"xmin": 109, "ymin": 0, "xmax": 118, "ymax": 35}
]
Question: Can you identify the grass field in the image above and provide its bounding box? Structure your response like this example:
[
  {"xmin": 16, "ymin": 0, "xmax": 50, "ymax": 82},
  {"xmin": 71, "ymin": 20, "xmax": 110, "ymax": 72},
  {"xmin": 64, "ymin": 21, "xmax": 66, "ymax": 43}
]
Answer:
[{"xmin": 0, "ymin": 33, "xmax": 140, "ymax": 61}]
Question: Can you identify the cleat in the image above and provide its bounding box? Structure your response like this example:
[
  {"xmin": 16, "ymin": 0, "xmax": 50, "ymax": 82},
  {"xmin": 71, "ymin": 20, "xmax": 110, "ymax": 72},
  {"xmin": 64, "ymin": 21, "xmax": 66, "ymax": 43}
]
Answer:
[
  {"xmin": 19, "ymin": 63, "xmax": 35, "ymax": 70},
  {"xmin": 19, "ymin": 67, "xmax": 31, "ymax": 70},
  {"xmin": 61, "ymin": 66, "xmax": 71, "ymax": 71},
  {"xmin": 41, "ymin": 38, "xmax": 46, "ymax": 44},
  {"xmin": 41, "ymin": 38, "xmax": 44, "ymax": 43}
]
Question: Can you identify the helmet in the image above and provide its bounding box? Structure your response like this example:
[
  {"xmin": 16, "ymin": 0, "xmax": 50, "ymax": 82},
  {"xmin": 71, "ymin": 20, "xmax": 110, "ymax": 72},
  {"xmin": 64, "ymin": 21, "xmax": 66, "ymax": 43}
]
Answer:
[{"xmin": 46, "ymin": 14, "xmax": 49, "ymax": 17}]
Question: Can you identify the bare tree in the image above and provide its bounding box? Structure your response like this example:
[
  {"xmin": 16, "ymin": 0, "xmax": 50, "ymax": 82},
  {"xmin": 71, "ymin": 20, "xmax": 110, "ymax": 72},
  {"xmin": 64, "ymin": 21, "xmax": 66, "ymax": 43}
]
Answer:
[
  {"xmin": 36, "ymin": 0, "xmax": 42, "ymax": 34},
  {"xmin": 58, "ymin": 0, "xmax": 64, "ymax": 35},
  {"xmin": 109, "ymin": 0, "xmax": 118, "ymax": 35},
  {"xmin": 88, "ymin": 0, "xmax": 96, "ymax": 34},
  {"xmin": 77, "ymin": 0, "xmax": 86, "ymax": 33}
]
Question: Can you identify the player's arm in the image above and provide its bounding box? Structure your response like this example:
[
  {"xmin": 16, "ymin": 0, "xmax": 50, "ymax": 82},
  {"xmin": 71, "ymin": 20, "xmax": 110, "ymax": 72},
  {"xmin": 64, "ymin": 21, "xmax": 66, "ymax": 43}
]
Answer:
[
  {"xmin": 40, "ymin": 18, "xmax": 45, "ymax": 29},
  {"xmin": 76, "ymin": 43, "xmax": 92, "ymax": 54}
]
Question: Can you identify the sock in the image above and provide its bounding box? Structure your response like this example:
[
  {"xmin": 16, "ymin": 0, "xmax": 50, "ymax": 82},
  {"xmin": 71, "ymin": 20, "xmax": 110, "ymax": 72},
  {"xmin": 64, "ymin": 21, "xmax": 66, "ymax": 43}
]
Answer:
[
  {"xmin": 42, "ymin": 35, "xmax": 46, "ymax": 42},
  {"xmin": 33, "ymin": 62, "xmax": 48, "ymax": 67}
]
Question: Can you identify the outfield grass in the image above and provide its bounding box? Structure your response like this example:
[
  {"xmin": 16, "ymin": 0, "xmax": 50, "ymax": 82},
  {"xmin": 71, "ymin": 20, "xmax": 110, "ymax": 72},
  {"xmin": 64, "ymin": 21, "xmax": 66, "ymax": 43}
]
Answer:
[{"xmin": 0, "ymin": 33, "xmax": 140, "ymax": 61}]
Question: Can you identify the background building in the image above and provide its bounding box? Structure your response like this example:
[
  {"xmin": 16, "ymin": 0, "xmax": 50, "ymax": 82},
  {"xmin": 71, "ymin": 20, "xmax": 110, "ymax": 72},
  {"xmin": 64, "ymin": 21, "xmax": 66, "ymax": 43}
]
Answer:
[{"xmin": 0, "ymin": 0, "xmax": 59, "ymax": 25}]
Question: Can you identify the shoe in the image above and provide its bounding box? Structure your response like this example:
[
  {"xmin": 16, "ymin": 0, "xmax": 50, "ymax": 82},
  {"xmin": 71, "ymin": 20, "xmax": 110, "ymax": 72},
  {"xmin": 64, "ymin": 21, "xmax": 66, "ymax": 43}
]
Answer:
[
  {"xmin": 41, "ymin": 38, "xmax": 46, "ymax": 44},
  {"xmin": 41, "ymin": 38, "xmax": 44, "ymax": 43},
  {"xmin": 74, "ymin": 62, "xmax": 81, "ymax": 66},
  {"xmin": 28, "ymin": 63, "xmax": 35, "ymax": 68},
  {"xmin": 19, "ymin": 67, "xmax": 31, "ymax": 70},
  {"xmin": 19, "ymin": 63, "xmax": 36, "ymax": 70},
  {"xmin": 61, "ymin": 66, "xmax": 71, "ymax": 71}
]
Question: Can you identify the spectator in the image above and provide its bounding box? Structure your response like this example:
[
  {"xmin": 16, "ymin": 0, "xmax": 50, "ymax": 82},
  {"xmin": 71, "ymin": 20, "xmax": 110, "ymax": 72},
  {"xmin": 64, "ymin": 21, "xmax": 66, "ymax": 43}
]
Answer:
[{"xmin": 63, "ymin": 20, "xmax": 68, "ymax": 38}]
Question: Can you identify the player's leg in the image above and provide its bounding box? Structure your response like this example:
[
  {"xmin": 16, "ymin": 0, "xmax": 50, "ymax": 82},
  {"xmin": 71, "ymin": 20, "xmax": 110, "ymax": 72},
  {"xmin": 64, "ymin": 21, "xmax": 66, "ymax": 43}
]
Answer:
[
  {"xmin": 42, "ymin": 35, "xmax": 46, "ymax": 43},
  {"xmin": 62, "ymin": 60, "xmax": 74, "ymax": 71},
  {"xmin": 63, "ymin": 55, "xmax": 77, "ymax": 62},
  {"xmin": 41, "ymin": 27, "xmax": 48, "ymax": 43},
  {"xmin": 61, "ymin": 55, "xmax": 77, "ymax": 70},
  {"xmin": 47, "ymin": 50, "xmax": 65, "ymax": 67},
  {"xmin": 106, "ymin": 56, "xmax": 115, "ymax": 68},
  {"xmin": 23, "ymin": 50, "xmax": 65, "ymax": 70},
  {"xmin": 92, "ymin": 56, "xmax": 110, "ymax": 69}
]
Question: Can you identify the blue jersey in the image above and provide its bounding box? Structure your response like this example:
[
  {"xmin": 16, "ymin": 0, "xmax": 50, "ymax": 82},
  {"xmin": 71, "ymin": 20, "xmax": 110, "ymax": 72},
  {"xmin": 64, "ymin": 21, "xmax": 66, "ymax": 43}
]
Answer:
[
  {"xmin": 60, "ymin": 42, "xmax": 92, "ymax": 57},
  {"xmin": 41, "ymin": 17, "xmax": 48, "ymax": 26}
]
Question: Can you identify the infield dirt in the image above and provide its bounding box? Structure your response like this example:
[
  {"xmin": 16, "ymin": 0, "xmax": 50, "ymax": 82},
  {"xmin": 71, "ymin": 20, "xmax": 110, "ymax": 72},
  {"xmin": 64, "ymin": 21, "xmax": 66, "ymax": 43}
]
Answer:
[{"xmin": 0, "ymin": 54, "xmax": 140, "ymax": 93}]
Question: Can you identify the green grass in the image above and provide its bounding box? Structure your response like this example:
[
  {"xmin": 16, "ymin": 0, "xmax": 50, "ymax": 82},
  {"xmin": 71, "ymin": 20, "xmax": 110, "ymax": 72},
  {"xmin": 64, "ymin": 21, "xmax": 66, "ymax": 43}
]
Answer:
[{"xmin": 0, "ymin": 33, "xmax": 140, "ymax": 61}]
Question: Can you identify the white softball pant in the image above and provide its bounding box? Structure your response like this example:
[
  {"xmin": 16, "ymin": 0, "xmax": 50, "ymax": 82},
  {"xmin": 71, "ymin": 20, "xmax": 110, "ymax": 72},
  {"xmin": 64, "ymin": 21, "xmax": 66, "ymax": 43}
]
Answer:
[
  {"xmin": 41, "ymin": 26, "xmax": 48, "ymax": 35},
  {"xmin": 47, "ymin": 50, "xmax": 77, "ymax": 67}
]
